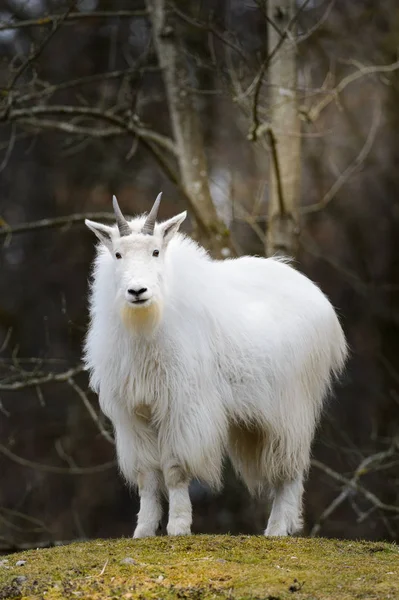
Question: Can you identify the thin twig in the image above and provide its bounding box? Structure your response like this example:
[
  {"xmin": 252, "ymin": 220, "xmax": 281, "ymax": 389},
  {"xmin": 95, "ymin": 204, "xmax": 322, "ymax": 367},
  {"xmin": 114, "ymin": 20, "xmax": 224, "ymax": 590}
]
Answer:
[
  {"xmin": 0, "ymin": 124, "xmax": 16, "ymax": 173},
  {"xmin": 0, "ymin": 365, "xmax": 84, "ymax": 389},
  {"xmin": 0, "ymin": 398, "xmax": 10, "ymax": 417},
  {"xmin": 0, "ymin": 507, "xmax": 51, "ymax": 534},
  {"xmin": 0, "ymin": 10, "xmax": 148, "ymax": 32},
  {"xmin": 18, "ymin": 119, "xmax": 126, "ymax": 138},
  {"xmin": 68, "ymin": 378, "xmax": 114, "ymax": 445},
  {"xmin": 306, "ymin": 58, "xmax": 399, "ymax": 123},
  {"xmin": 310, "ymin": 443, "xmax": 398, "ymax": 535},
  {"xmin": 0, "ymin": 443, "xmax": 115, "ymax": 475},
  {"xmin": 311, "ymin": 458, "xmax": 399, "ymax": 514},
  {"xmin": 0, "ymin": 327, "xmax": 12, "ymax": 352},
  {"xmin": 17, "ymin": 117, "xmax": 123, "ymax": 138},
  {"xmin": 310, "ymin": 488, "xmax": 350, "ymax": 537},
  {"xmin": 6, "ymin": 2, "xmax": 77, "ymax": 93},
  {"xmin": 266, "ymin": 127, "xmax": 285, "ymax": 215},
  {"xmin": 3, "ymin": 104, "xmax": 177, "ymax": 155},
  {"xmin": 297, "ymin": 0, "xmax": 336, "ymax": 43},
  {"xmin": 0, "ymin": 211, "xmax": 123, "ymax": 237},
  {"xmin": 55, "ymin": 438, "xmax": 77, "ymax": 469},
  {"xmin": 14, "ymin": 65, "xmax": 160, "ymax": 104},
  {"xmin": 171, "ymin": 4, "xmax": 248, "ymax": 62},
  {"xmin": 99, "ymin": 560, "xmax": 108, "ymax": 577},
  {"xmin": 299, "ymin": 231, "xmax": 372, "ymax": 297},
  {"xmin": 301, "ymin": 103, "xmax": 381, "ymax": 215}
]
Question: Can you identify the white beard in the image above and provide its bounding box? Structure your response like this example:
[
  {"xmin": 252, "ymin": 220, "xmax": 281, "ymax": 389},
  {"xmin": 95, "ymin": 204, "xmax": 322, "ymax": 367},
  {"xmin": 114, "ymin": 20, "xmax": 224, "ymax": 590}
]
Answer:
[{"xmin": 120, "ymin": 300, "xmax": 163, "ymax": 336}]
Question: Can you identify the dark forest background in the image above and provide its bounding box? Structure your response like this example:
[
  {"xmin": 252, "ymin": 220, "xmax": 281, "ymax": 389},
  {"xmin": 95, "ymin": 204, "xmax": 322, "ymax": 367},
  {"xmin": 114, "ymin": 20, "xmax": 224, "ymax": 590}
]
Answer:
[{"xmin": 1, "ymin": 0, "xmax": 399, "ymax": 551}]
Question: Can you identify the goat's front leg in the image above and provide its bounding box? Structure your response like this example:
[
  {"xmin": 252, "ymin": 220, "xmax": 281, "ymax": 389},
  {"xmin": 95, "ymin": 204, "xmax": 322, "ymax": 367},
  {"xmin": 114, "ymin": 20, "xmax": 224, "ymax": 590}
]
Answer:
[
  {"xmin": 111, "ymin": 407, "xmax": 161, "ymax": 539},
  {"xmin": 163, "ymin": 462, "xmax": 192, "ymax": 536},
  {"xmin": 134, "ymin": 470, "xmax": 162, "ymax": 538}
]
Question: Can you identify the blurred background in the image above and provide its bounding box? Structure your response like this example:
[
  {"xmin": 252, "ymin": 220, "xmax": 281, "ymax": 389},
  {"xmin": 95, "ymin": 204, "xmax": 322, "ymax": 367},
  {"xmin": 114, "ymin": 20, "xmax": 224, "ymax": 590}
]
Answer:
[{"xmin": 1, "ymin": 0, "xmax": 399, "ymax": 551}]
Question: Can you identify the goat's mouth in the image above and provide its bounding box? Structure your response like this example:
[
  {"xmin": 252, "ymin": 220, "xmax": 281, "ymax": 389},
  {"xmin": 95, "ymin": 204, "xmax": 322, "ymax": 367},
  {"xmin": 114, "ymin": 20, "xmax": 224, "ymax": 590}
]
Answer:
[{"xmin": 126, "ymin": 297, "xmax": 151, "ymax": 307}]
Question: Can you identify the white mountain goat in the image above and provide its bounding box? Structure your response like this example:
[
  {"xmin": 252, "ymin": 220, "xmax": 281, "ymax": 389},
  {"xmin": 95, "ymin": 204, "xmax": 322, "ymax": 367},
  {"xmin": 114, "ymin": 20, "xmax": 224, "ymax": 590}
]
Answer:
[{"xmin": 84, "ymin": 194, "xmax": 348, "ymax": 537}]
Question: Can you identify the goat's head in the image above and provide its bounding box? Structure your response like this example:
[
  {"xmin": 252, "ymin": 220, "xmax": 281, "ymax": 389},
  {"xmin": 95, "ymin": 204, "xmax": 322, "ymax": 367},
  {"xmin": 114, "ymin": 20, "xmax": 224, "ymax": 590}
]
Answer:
[{"xmin": 85, "ymin": 193, "xmax": 186, "ymax": 332}]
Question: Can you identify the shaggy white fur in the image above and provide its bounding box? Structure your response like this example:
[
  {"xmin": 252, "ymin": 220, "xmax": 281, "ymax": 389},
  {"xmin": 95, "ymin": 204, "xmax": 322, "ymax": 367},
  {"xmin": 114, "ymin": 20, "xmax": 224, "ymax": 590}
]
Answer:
[{"xmin": 84, "ymin": 197, "xmax": 348, "ymax": 538}]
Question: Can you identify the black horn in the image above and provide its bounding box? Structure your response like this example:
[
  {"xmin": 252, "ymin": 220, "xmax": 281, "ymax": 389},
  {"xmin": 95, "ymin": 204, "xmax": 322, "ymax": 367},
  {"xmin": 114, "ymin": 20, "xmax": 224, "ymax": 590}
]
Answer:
[
  {"xmin": 113, "ymin": 196, "xmax": 131, "ymax": 237},
  {"xmin": 142, "ymin": 192, "xmax": 162, "ymax": 235}
]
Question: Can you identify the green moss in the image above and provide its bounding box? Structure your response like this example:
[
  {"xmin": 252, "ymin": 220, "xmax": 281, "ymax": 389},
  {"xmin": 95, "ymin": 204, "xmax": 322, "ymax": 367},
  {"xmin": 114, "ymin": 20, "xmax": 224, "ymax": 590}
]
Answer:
[{"xmin": 0, "ymin": 536, "xmax": 397, "ymax": 599}]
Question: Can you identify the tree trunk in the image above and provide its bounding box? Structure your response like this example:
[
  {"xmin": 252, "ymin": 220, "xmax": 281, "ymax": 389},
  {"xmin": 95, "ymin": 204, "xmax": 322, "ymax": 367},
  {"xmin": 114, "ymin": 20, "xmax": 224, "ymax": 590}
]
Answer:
[
  {"xmin": 146, "ymin": 0, "xmax": 235, "ymax": 257},
  {"xmin": 265, "ymin": 0, "xmax": 300, "ymax": 257}
]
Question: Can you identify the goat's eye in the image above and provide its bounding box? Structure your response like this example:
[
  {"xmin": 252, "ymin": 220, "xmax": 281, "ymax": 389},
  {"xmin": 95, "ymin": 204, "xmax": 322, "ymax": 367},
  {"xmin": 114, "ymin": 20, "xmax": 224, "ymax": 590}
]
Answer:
[
  {"xmin": 115, "ymin": 252, "xmax": 122, "ymax": 259},
  {"xmin": 152, "ymin": 249, "xmax": 159, "ymax": 257}
]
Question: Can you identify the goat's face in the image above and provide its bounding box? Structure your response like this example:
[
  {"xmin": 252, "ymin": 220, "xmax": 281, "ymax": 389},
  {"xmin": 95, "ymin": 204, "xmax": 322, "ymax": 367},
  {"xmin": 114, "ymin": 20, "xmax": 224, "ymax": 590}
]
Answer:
[{"xmin": 86, "ymin": 194, "xmax": 186, "ymax": 333}]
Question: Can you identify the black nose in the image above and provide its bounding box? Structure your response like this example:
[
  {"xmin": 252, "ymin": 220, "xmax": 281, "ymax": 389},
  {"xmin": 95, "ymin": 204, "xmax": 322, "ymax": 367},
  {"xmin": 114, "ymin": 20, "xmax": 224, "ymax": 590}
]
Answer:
[{"xmin": 127, "ymin": 287, "xmax": 148, "ymax": 297}]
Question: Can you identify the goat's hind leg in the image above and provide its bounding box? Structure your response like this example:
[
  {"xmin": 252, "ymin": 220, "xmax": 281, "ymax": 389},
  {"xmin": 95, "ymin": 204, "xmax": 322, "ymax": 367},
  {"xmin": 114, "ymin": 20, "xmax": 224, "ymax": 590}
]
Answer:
[
  {"xmin": 265, "ymin": 473, "xmax": 304, "ymax": 537},
  {"xmin": 134, "ymin": 470, "xmax": 163, "ymax": 538}
]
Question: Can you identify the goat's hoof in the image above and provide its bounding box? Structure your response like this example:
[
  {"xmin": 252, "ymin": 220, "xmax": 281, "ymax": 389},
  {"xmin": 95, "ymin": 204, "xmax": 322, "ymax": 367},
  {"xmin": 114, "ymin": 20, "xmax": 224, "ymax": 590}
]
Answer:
[
  {"xmin": 264, "ymin": 523, "xmax": 289, "ymax": 537},
  {"xmin": 167, "ymin": 520, "xmax": 191, "ymax": 536},
  {"xmin": 133, "ymin": 525, "xmax": 157, "ymax": 539},
  {"xmin": 264, "ymin": 521, "xmax": 301, "ymax": 537}
]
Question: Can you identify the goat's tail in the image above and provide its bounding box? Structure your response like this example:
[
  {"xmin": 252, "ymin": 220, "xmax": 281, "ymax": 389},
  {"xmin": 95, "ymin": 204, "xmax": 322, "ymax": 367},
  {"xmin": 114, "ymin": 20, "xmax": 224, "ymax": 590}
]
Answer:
[{"xmin": 330, "ymin": 311, "xmax": 349, "ymax": 380}]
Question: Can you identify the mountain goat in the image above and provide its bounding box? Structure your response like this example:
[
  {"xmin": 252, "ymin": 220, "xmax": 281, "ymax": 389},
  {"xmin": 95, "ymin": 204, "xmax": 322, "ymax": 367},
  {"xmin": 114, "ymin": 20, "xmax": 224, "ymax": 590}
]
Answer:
[{"xmin": 84, "ymin": 194, "xmax": 348, "ymax": 538}]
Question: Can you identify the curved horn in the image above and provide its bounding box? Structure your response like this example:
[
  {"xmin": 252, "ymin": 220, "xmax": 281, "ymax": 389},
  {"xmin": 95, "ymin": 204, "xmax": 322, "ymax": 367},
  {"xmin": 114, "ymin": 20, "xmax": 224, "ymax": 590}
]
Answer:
[
  {"xmin": 142, "ymin": 192, "xmax": 162, "ymax": 235},
  {"xmin": 112, "ymin": 196, "xmax": 131, "ymax": 237}
]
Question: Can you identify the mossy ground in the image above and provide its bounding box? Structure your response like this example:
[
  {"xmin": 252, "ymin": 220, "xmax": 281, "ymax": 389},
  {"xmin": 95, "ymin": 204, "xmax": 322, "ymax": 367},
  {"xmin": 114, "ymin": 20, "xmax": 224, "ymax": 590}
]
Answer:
[{"xmin": 0, "ymin": 536, "xmax": 398, "ymax": 600}]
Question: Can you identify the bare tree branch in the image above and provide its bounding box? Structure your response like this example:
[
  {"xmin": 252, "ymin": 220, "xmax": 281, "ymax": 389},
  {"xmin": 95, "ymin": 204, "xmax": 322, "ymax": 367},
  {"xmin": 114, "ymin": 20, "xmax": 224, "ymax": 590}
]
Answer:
[
  {"xmin": 0, "ymin": 443, "xmax": 115, "ymax": 475},
  {"xmin": 0, "ymin": 365, "xmax": 84, "ymax": 389},
  {"xmin": 5, "ymin": 1, "xmax": 77, "ymax": 93},
  {"xmin": 0, "ymin": 10, "xmax": 148, "ymax": 32},
  {"xmin": 266, "ymin": 127, "xmax": 286, "ymax": 216},
  {"xmin": 0, "ymin": 123, "xmax": 15, "ymax": 173},
  {"xmin": 16, "ymin": 117, "xmax": 122, "ymax": 137},
  {"xmin": 299, "ymin": 231, "xmax": 372, "ymax": 296},
  {"xmin": 301, "ymin": 102, "xmax": 382, "ymax": 215},
  {"xmin": 0, "ymin": 507, "xmax": 51, "ymax": 534},
  {"xmin": 0, "ymin": 398, "xmax": 10, "ymax": 417},
  {"xmin": 311, "ymin": 455, "xmax": 399, "ymax": 517},
  {"xmin": 305, "ymin": 58, "xmax": 399, "ymax": 123},
  {"xmin": 310, "ymin": 487, "xmax": 350, "ymax": 537},
  {"xmin": 297, "ymin": 0, "xmax": 336, "ymax": 43},
  {"xmin": 171, "ymin": 4, "xmax": 248, "ymax": 62},
  {"xmin": 2, "ymin": 105, "xmax": 177, "ymax": 155},
  {"xmin": 311, "ymin": 444, "xmax": 395, "ymax": 536},
  {"xmin": 15, "ymin": 65, "xmax": 160, "ymax": 105},
  {"xmin": 67, "ymin": 378, "xmax": 114, "ymax": 445}
]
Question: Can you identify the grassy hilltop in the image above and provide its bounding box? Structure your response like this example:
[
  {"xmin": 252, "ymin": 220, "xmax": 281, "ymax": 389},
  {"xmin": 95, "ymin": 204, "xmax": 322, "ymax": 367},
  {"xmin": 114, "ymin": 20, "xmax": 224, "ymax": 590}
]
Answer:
[{"xmin": 0, "ymin": 535, "xmax": 398, "ymax": 599}]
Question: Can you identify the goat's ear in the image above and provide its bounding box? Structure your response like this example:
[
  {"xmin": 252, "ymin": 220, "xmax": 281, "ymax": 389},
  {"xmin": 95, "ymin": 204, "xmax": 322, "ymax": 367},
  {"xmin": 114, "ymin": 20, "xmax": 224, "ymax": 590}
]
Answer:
[
  {"xmin": 85, "ymin": 219, "xmax": 113, "ymax": 250},
  {"xmin": 160, "ymin": 211, "xmax": 187, "ymax": 244}
]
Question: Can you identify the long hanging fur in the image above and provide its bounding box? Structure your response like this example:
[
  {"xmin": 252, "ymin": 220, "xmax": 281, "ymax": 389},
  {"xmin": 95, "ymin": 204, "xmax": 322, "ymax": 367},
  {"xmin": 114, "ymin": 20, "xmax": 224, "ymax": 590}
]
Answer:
[{"xmin": 84, "ymin": 208, "xmax": 348, "ymax": 534}]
